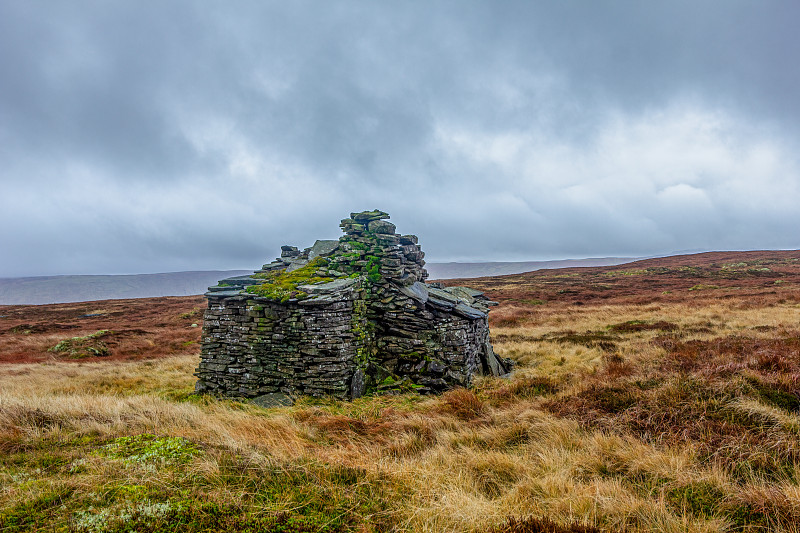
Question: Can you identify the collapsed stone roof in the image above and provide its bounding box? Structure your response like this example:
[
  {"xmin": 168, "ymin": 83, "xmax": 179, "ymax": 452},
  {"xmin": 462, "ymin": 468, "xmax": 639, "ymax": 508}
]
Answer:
[{"xmin": 196, "ymin": 210, "xmax": 511, "ymax": 403}]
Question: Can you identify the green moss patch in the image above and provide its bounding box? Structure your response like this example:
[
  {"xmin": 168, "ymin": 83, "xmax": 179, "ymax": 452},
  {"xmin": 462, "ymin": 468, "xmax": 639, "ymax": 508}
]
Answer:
[
  {"xmin": 247, "ymin": 257, "xmax": 333, "ymax": 302},
  {"xmin": 97, "ymin": 434, "xmax": 200, "ymax": 465},
  {"xmin": 74, "ymin": 502, "xmax": 346, "ymax": 533}
]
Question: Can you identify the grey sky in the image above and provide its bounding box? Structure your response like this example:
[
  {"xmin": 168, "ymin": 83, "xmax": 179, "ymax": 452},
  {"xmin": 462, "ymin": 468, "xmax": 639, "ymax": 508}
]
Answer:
[{"xmin": 1, "ymin": 1, "xmax": 799, "ymax": 277}]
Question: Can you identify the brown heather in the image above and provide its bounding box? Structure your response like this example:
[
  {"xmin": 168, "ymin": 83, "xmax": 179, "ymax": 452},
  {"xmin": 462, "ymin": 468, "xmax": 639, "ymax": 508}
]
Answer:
[{"xmin": 1, "ymin": 250, "xmax": 800, "ymax": 531}]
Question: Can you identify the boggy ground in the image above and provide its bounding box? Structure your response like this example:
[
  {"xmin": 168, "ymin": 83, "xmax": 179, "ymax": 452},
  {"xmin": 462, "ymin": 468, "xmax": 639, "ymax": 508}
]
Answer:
[{"xmin": 2, "ymin": 250, "xmax": 800, "ymax": 532}]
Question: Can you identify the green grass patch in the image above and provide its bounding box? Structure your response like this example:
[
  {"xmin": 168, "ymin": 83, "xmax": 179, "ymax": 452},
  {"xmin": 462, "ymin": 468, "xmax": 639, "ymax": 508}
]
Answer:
[
  {"xmin": 0, "ymin": 433, "xmax": 402, "ymax": 532},
  {"xmin": 73, "ymin": 500, "xmax": 348, "ymax": 533},
  {"xmin": 0, "ymin": 486, "xmax": 74, "ymax": 532},
  {"xmin": 744, "ymin": 376, "xmax": 800, "ymax": 412},
  {"xmin": 603, "ymin": 269, "xmax": 648, "ymax": 277},
  {"xmin": 48, "ymin": 330, "xmax": 111, "ymax": 358},
  {"xmin": 666, "ymin": 481, "xmax": 724, "ymax": 519},
  {"xmin": 688, "ymin": 284, "xmax": 719, "ymax": 291}
]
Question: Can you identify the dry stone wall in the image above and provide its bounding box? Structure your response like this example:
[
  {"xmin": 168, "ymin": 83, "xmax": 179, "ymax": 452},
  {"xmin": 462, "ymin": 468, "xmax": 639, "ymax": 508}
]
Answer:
[{"xmin": 195, "ymin": 210, "xmax": 511, "ymax": 403}]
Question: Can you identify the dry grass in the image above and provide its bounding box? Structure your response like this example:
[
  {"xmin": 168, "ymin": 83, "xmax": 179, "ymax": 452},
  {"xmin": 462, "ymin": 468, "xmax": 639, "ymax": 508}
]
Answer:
[{"xmin": 3, "ymin": 252, "xmax": 800, "ymax": 531}]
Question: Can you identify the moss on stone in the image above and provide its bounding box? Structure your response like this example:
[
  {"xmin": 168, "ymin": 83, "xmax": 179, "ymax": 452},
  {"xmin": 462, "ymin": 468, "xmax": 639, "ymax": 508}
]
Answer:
[
  {"xmin": 351, "ymin": 296, "xmax": 376, "ymax": 372},
  {"xmin": 247, "ymin": 257, "xmax": 332, "ymax": 302},
  {"xmin": 364, "ymin": 255, "xmax": 382, "ymax": 283}
]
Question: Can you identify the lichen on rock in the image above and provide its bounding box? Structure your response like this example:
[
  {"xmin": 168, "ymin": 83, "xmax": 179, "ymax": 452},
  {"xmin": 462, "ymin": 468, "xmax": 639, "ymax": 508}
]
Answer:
[{"xmin": 195, "ymin": 210, "xmax": 512, "ymax": 402}]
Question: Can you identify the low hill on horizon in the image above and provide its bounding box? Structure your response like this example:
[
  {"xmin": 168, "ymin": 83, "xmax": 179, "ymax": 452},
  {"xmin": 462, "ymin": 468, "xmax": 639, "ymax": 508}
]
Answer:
[
  {"xmin": 451, "ymin": 249, "xmax": 800, "ymax": 308},
  {"xmin": 0, "ymin": 258, "xmax": 633, "ymax": 305},
  {"xmin": 0, "ymin": 270, "xmax": 252, "ymax": 305},
  {"xmin": 1, "ymin": 251, "xmax": 794, "ymax": 305},
  {"xmin": 424, "ymin": 257, "xmax": 634, "ymax": 279}
]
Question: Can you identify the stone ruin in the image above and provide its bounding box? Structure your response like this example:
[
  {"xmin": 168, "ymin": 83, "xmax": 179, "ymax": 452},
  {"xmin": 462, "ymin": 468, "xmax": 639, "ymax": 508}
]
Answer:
[{"xmin": 195, "ymin": 210, "xmax": 511, "ymax": 404}]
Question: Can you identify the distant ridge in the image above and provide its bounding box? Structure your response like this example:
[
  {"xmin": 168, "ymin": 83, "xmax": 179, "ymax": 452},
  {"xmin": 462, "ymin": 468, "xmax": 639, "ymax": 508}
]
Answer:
[
  {"xmin": 2, "ymin": 252, "xmax": 795, "ymax": 305},
  {"xmin": 0, "ymin": 258, "xmax": 634, "ymax": 305},
  {"xmin": 425, "ymin": 257, "xmax": 636, "ymax": 280},
  {"xmin": 0, "ymin": 271, "xmax": 251, "ymax": 305}
]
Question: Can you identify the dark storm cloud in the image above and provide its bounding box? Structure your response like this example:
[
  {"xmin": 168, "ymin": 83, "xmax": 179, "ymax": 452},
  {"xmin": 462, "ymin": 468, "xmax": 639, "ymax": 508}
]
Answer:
[{"xmin": 1, "ymin": 1, "xmax": 799, "ymax": 277}]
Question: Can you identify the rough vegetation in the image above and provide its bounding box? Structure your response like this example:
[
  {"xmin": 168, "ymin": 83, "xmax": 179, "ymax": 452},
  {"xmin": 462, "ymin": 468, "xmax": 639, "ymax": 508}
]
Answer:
[
  {"xmin": 48, "ymin": 330, "xmax": 111, "ymax": 358},
  {"xmin": 1, "ymin": 250, "xmax": 800, "ymax": 531}
]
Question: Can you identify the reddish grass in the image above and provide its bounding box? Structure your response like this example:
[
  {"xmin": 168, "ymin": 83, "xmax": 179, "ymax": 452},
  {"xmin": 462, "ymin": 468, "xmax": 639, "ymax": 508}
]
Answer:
[
  {"xmin": 2, "ymin": 252, "xmax": 799, "ymax": 478},
  {"xmin": 608, "ymin": 320, "xmax": 678, "ymax": 333},
  {"xmin": 656, "ymin": 334, "xmax": 800, "ymax": 377},
  {"xmin": 2, "ymin": 251, "xmax": 800, "ymax": 531},
  {"xmin": 453, "ymin": 250, "xmax": 800, "ymax": 308},
  {"xmin": 543, "ymin": 336, "xmax": 800, "ymax": 480},
  {"xmin": 437, "ymin": 388, "xmax": 487, "ymax": 420},
  {"xmin": 490, "ymin": 306, "xmax": 537, "ymax": 328},
  {"xmin": 0, "ymin": 296, "xmax": 205, "ymax": 363}
]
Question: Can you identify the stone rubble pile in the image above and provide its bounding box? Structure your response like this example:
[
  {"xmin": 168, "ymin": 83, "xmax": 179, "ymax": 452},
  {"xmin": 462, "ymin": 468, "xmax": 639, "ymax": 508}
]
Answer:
[{"xmin": 195, "ymin": 210, "xmax": 511, "ymax": 404}]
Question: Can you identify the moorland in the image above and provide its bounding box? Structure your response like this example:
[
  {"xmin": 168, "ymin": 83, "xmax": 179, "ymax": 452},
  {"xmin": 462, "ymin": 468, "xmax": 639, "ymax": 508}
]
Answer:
[
  {"xmin": 2, "ymin": 250, "xmax": 800, "ymax": 532},
  {"xmin": 0, "ymin": 257, "xmax": 631, "ymax": 306}
]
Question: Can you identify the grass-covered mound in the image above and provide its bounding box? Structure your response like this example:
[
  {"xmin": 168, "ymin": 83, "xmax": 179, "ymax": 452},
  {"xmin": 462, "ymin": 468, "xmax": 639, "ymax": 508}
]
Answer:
[{"xmin": 48, "ymin": 330, "xmax": 111, "ymax": 358}]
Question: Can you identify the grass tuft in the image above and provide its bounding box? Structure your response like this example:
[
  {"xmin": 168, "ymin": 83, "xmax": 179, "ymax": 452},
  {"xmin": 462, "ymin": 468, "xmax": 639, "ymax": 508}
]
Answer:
[
  {"xmin": 48, "ymin": 330, "xmax": 111, "ymax": 358},
  {"xmin": 437, "ymin": 388, "xmax": 487, "ymax": 420}
]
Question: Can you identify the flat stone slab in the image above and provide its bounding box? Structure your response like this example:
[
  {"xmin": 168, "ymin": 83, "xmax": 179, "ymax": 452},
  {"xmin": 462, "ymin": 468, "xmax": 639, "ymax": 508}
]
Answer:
[
  {"xmin": 205, "ymin": 289, "xmax": 243, "ymax": 297},
  {"xmin": 216, "ymin": 275, "xmax": 260, "ymax": 287},
  {"xmin": 453, "ymin": 302, "xmax": 487, "ymax": 319},
  {"xmin": 367, "ymin": 219, "xmax": 396, "ymax": 234},
  {"xmin": 298, "ymin": 277, "xmax": 359, "ymax": 294},
  {"xmin": 297, "ymin": 295, "xmax": 338, "ymax": 305},
  {"xmin": 351, "ymin": 209, "xmax": 389, "ymax": 222},
  {"xmin": 399, "ymin": 281, "xmax": 428, "ymax": 303},
  {"xmin": 427, "ymin": 287, "xmax": 460, "ymax": 305},
  {"xmin": 286, "ymin": 259, "xmax": 309, "ymax": 272},
  {"xmin": 308, "ymin": 239, "xmax": 340, "ymax": 260},
  {"xmin": 445, "ymin": 286, "xmax": 485, "ymax": 299},
  {"xmin": 251, "ymin": 392, "xmax": 294, "ymax": 408}
]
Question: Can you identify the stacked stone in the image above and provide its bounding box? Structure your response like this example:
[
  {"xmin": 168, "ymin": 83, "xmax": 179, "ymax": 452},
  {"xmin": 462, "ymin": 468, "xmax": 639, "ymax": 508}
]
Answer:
[
  {"xmin": 195, "ymin": 210, "xmax": 511, "ymax": 403},
  {"xmin": 365, "ymin": 279, "xmax": 507, "ymax": 393},
  {"xmin": 196, "ymin": 284, "xmax": 366, "ymax": 403},
  {"xmin": 336, "ymin": 210, "xmax": 427, "ymax": 286}
]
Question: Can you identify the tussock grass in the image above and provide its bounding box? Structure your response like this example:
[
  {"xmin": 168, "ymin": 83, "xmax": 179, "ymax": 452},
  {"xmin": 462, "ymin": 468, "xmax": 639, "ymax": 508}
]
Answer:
[{"xmin": 3, "ymin": 277, "xmax": 800, "ymax": 530}]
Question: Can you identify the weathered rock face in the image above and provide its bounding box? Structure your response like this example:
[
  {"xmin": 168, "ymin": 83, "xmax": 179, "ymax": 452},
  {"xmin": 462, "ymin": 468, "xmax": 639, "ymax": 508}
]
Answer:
[{"xmin": 195, "ymin": 210, "xmax": 511, "ymax": 401}]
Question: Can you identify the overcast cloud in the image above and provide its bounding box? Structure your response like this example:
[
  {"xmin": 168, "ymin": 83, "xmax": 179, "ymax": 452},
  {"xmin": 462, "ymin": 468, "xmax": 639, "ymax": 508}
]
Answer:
[{"xmin": 1, "ymin": 1, "xmax": 799, "ymax": 277}]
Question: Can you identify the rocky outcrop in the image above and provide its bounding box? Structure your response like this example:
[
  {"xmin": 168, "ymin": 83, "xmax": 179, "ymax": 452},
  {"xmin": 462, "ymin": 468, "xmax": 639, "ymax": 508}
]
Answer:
[{"xmin": 195, "ymin": 210, "xmax": 511, "ymax": 402}]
